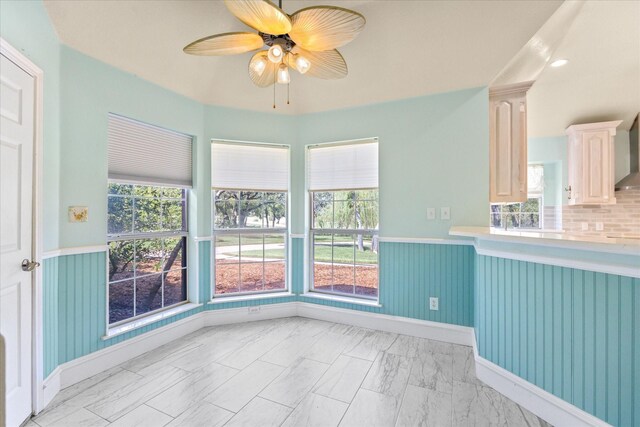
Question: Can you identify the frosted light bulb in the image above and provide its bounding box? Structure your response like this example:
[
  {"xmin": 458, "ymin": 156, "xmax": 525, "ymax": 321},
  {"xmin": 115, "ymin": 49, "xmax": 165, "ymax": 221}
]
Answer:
[
  {"xmin": 277, "ymin": 63, "xmax": 290, "ymax": 84},
  {"xmin": 250, "ymin": 56, "xmax": 267, "ymax": 76},
  {"xmin": 267, "ymin": 45, "xmax": 283, "ymax": 63},
  {"xmin": 295, "ymin": 55, "xmax": 311, "ymax": 74}
]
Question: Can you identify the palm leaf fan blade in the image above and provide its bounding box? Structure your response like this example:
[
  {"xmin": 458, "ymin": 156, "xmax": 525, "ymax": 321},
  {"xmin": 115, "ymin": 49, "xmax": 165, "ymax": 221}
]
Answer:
[
  {"xmin": 289, "ymin": 6, "xmax": 365, "ymax": 51},
  {"xmin": 184, "ymin": 32, "xmax": 264, "ymax": 55},
  {"xmin": 290, "ymin": 47, "xmax": 347, "ymax": 79},
  {"xmin": 224, "ymin": 0, "xmax": 292, "ymax": 35}
]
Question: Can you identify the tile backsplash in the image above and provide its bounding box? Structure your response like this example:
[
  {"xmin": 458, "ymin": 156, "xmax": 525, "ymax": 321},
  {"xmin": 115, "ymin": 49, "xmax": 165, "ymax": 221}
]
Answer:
[{"xmin": 562, "ymin": 190, "xmax": 640, "ymax": 237}]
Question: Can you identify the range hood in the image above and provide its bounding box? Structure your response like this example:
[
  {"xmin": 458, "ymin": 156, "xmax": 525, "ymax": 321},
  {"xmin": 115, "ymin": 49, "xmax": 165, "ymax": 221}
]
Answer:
[{"xmin": 615, "ymin": 113, "xmax": 640, "ymax": 190}]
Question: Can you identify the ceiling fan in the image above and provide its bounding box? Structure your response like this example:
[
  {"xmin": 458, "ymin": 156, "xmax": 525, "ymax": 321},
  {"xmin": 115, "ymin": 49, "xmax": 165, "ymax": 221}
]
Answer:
[{"xmin": 183, "ymin": 0, "xmax": 366, "ymax": 107}]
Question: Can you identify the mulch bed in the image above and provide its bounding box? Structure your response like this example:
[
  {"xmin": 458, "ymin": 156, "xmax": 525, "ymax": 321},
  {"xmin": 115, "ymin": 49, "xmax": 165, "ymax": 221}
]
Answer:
[
  {"xmin": 215, "ymin": 261, "xmax": 286, "ymax": 294},
  {"xmin": 215, "ymin": 261, "xmax": 378, "ymax": 297}
]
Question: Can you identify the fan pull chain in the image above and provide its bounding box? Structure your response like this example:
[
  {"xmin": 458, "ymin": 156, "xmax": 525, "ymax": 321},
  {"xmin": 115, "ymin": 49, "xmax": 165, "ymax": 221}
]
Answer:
[
  {"xmin": 273, "ymin": 63, "xmax": 276, "ymax": 109},
  {"xmin": 286, "ymin": 55, "xmax": 290, "ymax": 105}
]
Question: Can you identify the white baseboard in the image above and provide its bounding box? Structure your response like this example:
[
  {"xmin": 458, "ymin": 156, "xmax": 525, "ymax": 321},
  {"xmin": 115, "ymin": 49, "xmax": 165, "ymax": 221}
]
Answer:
[
  {"xmin": 471, "ymin": 336, "xmax": 610, "ymax": 427},
  {"xmin": 297, "ymin": 302, "xmax": 474, "ymax": 346},
  {"xmin": 203, "ymin": 302, "xmax": 298, "ymax": 326},
  {"xmin": 42, "ymin": 366, "xmax": 61, "ymax": 409}
]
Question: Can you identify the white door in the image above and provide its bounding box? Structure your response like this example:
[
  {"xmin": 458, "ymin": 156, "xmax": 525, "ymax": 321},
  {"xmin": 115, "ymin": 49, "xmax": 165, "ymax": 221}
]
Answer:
[{"xmin": 1, "ymin": 53, "xmax": 35, "ymax": 427}]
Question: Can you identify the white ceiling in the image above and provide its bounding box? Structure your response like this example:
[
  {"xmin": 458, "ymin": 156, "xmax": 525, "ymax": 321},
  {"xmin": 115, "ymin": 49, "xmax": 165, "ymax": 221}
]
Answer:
[
  {"xmin": 527, "ymin": 0, "xmax": 640, "ymax": 137},
  {"xmin": 44, "ymin": 0, "xmax": 562, "ymax": 114}
]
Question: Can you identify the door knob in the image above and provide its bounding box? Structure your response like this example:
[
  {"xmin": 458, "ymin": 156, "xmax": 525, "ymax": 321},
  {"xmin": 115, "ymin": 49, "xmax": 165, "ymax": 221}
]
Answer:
[{"xmin": 21, "ymin": 259, "xmax": 40, "ymax": 272}]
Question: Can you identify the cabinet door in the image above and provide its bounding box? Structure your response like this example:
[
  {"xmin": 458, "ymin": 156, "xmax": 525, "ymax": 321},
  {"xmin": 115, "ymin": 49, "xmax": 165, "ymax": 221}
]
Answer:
[
  {"xmin": 581, "ymin": 130, "xmax": 613, "ymax": 204},
  {"xmin": 489, "ymin": 97, "xmax": 527, "ymax": 203}
]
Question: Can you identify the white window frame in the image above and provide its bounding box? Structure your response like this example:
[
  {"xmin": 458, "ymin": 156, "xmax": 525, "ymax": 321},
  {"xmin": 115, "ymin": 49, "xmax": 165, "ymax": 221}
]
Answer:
[
  {"xmin": 211, "ymin": 191, "xmax": 289, "ymax": 298},
  {"xmin": 210, "ymin": 140, "xmax": 291, "ymax": 300},
  {"xmin": 490, "ymin": 195, "xmax": 544, "ymax": 230},
  {"xmin": 305, "ymin": 137, "xmax": 380, "ymax": 302},
  {"xmin": 106, "ymin": 182, "xmax": 189, "ymax": 327},
  {"xmin": 309, "ymin": 190, "xmax": 379, "ymax": 301}
]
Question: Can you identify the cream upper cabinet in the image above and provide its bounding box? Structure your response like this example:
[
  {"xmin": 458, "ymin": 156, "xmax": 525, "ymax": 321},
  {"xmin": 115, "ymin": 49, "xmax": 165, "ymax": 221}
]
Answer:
[
  {"xmin": 489, "ymin": 82, "xmax": 534, "ymax": 203},
  {"xmin": 566, "ymin": 120, "xmax": 621, "ymax": 205}
]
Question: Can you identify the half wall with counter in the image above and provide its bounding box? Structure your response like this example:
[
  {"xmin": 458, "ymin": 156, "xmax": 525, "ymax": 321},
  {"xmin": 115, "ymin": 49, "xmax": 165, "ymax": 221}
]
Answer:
[{"xmin": 451, "ymin": 226, "xmax": 640, "ymax": 427}]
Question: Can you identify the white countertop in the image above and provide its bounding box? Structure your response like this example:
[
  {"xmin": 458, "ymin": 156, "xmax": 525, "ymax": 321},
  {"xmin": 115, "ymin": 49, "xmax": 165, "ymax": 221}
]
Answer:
[{"xmin": 449, "ymin": 226, "xmax": 640, "ymax": 256}]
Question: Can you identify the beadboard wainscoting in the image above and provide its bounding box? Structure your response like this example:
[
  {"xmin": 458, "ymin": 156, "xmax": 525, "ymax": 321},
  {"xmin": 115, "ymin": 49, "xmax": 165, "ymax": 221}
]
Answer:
[
  {"xmin": 198, "ymin": 240, "xmax": 211, "ymax": 303},
  {"xmin": 298, "ymin": 241, "xmax": 475, "ymax": 327},
  {"xmin": 43, "ymin": 251, "xmax": 205, "ymax": 379},
  {"xmin": 291, "ymin": 237, "xmax": 305, "ymax": 294},
  {"xmin": 475, "ymin": 255, "xmax": 640, "ymax": 427}
]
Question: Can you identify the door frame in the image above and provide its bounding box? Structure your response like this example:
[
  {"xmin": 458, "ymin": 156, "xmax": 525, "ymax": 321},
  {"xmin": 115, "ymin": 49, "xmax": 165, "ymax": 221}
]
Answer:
[{"xmin": 0, "ymin": 37, "xmax": 46, "ymax": 415}]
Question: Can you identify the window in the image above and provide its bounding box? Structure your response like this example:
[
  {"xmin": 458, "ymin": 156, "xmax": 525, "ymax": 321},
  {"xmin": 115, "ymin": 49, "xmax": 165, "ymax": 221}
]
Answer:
[
  {"xmin": 211, "ymin": 141, "xmax": 289, "ymax": 297},
  {"xmin": 107, "ymin": 184, "xmax": 188, "ymax": 324},
  {"xmin": 490, "ymin": 164, "xmax": 544, "ymax": 229},
  {"xmin": 107, "ymin": 114, "xmax": 192, "ymax": 325},
  {"xmin": 308, "ymin": 139, "xmax": 379, "ymax": 300}
]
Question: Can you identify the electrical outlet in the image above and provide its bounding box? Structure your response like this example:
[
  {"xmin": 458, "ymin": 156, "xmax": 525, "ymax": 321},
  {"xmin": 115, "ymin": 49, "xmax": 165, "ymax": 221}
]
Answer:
[
  {"xmin": 429, "ymin": 297, "xmax": 439, "ymax": 311},
  {"xmin": 596, "ymin": 222, "xmax": 604, "ymax": 231},
  {"xmin": 248, "ymin": 306, "xmax": 261, "ymax": 314},
  {"xmin": 581, "ymin": 222, "xmax": 589, "ymax": 231},
  {"xmin": 427, "ymin": 208, "xmax": 436, "ymax": 220},
  {"xmin": 440, "ymin": 207, "xmax": 450, "ymax": 220}
]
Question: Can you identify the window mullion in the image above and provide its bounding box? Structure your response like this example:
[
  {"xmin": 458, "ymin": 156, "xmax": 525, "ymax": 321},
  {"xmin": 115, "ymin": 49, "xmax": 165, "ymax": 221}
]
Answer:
[
  {"xmin": 352, "ymin": 233, "xmax": 356, "ymax": 295},
  {"xmin": 133, "ymin": 240, "xmax": 137, "ymax": 318},
  {"xmin": 237, "ymin": 233, "xmax": 241, "ymax": 294}
]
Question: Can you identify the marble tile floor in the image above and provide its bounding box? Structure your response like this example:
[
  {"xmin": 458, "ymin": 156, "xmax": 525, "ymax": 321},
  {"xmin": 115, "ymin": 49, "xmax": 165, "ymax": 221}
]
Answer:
[{"xmin": 28, "ymin": 317, "xmax": 551, "ymax": 427}]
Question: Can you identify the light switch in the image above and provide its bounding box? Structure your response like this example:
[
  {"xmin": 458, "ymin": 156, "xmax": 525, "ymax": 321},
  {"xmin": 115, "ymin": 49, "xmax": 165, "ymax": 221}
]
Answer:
[
  {"xmin": 440, "ymin": 207, "xmax": 450, "ymax": 220},
  {"xmin": 427, "ymin": 208, "xmax": 436, "ymax": 220},
  {"xmin": 596, "ymin": 222, "xmax": 604, "ymax": 231},
  {"xmin": 581, "ymin": 222, "xmax": 589, "ymax": 231}
]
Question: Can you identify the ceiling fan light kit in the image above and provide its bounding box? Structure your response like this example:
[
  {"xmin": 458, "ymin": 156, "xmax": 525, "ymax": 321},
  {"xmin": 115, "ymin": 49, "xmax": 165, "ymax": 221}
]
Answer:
[{"xmin": 183, "ymin": 0, "xmax": 365, "ymax": 108}]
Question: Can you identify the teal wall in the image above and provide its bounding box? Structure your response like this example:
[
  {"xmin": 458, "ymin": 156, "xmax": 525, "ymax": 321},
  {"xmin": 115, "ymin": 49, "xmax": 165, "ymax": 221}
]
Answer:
[
  {"xmin": 529, "ymin": 136, "xmax": 567, "ymax": 207},
  {"xmin": 297, "ymin": 88, "xmax": 490, "ymax": 238},
  {"xmin": 58, "ymin": 46, "xmax": 206, "ymax": 247},
  {"xmin": 0, "ymin": 0, "xmax": 61, "ymax": 250},
  {"xmin": 475, "ymin": 255, "xmax": 640, "ymax": 427}
]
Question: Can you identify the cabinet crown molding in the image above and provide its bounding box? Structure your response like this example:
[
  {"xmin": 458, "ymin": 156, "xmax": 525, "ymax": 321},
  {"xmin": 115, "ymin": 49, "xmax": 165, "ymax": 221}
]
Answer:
[
  {"xmin": 565, "ymin": 120, "xmax": 623, "ymax": 134},
  {"xmin": 489, "ymin": 81, "xmax": 535, "ymax": 98}
]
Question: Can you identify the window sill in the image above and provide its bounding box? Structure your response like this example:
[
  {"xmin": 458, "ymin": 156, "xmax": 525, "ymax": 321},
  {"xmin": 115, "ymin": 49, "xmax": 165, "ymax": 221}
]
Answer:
[
  {"xmin": 300, "ymin": 292, "xmax": 382, "ymax": 308},
  {"xmin": 103, "ymin": 302, "xmax": 202, "ymax": 340},
  {"xmin": 209, "ymin": 291, "xmax": 295, "ymax": 305}
]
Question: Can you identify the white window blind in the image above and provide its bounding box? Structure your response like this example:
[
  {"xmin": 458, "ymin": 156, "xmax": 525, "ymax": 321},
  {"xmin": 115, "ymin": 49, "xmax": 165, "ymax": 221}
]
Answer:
[
  {"xmin": 211, "ymin": 141, "xmax": 289, "ymax": 191},
  {"xmin": 528, "ymin": 164, "xmax": 544, "ymax": 195},
  {"xmin": 108, "ymin": 114, "xmax": 193, "ymax": 187},
  {"xmin": 308, "ymin": 139, "xmax": 378, "ymax": 191}
]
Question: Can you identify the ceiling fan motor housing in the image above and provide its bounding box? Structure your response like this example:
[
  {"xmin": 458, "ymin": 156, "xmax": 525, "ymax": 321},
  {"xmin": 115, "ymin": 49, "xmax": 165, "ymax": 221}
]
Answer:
[{"xmin": 260, "ymin": 32, "xmax": 295, "ymax": 52}]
